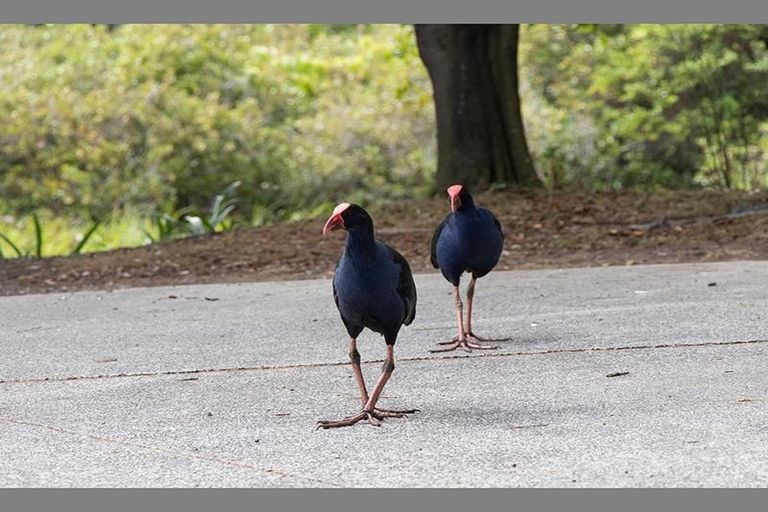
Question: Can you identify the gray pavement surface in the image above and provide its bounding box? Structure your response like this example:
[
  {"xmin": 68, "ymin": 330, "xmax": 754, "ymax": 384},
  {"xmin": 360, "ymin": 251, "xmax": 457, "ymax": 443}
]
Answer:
[{"xmin": 1, "ymin": 260, "xmax": 767, "ymax": 487}]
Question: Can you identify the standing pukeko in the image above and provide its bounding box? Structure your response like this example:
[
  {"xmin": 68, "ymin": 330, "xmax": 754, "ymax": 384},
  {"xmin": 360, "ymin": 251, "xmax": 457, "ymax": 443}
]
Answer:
[
  {"xmin": 430, "ymin": 184, "xmax": 504, "ymax": 352},
  {"xmin": 318, "ymin": 203, "xmax": 418, "ymax": 429}
]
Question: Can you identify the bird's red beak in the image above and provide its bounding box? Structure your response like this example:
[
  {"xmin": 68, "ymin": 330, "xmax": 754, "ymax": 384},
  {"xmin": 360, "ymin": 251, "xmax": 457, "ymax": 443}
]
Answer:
[
  {"xmin": 447, "ymin": 184, "xmax": 463, "ymax": 212},
  {"xmin": 322, "ymin": 203, "xmax": 350, "ymax": 235},
  {"xmin": 322, "ymin": 214, "xmax": 344, "ymax": 235}
]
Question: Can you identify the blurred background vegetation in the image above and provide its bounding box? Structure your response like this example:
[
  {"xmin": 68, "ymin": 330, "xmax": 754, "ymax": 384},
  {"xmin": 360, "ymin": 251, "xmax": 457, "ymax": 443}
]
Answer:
[
  {"xmin": 521, "ymin": 24, "xmax": 768, "ymax": 192},
  {"xmin": 1, "ymin": 24, "xmax": 767, "ymax": 258}
]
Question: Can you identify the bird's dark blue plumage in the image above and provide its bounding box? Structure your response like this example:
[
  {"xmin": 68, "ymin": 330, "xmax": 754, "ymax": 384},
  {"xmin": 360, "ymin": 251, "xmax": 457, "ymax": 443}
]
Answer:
[
  {"xmin": 431, "ymin": 188, "xmax": 503, "ymax": 286},
  {"xmin": 331, "ymin": 206, "xmax": 416, "ymax": 345},
  {"xmin": 427, "ymin": 185, "xmax": 505, "ymax": 352},
  {"xmin": 318, "ymin": 203, "xmax": 419, "ymax": 429}
]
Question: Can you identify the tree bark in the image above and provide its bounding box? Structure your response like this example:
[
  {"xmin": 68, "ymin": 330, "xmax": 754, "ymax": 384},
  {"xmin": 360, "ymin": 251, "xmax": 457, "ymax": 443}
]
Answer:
[{"xmin": 415, "ymin": 24, "xmax": 540, "ymax": 191}]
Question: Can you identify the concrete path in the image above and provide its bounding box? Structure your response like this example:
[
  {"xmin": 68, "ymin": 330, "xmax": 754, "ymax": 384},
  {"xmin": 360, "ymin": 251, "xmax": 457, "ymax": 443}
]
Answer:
[{"xmin": 1, "ymin": 261, "xmax": 766, "ymax": 487}]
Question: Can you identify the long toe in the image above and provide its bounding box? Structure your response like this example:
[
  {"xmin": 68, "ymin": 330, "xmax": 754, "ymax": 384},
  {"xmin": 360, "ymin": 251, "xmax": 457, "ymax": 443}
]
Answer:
[
  {"xmin": 467, "ymin": 332, "xmax": 512, "ymax": 343},
  {"xmin": 429, "ymin": 340, "xmax": 470, "ymax": 353},
  {"xmin": 317, "ymin": 411, "xmax": 382, "ymax": 430},
  {"xmin": 430, "ymin": 338, "xmax": 498, "ymax": 352},
  {"xmin": 464, "ymin": 339, "xmax": 499, "ymax": 350},
  {"xmin": 373, "ymin": 407, "xmax": 419, "ymax": 418}
]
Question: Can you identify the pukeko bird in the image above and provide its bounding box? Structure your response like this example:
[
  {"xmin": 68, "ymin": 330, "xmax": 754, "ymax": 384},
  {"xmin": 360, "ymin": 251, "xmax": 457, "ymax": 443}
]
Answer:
[
  {"xmin": 318, "ymin": 203, "xmax": 418, "ymax": 429},
  {"xmin": 430, "ymin": 184, "xmax": 504, "ymax": 352}
]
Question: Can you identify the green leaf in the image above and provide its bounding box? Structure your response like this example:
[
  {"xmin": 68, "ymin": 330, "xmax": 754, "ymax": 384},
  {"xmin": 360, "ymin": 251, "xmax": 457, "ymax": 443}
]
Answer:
[
  {"xmin": 184, "ymin": 215, "xmax": 207, "ymax": 236},
  {"xmin": 0, "ymin": 232, "xmax": 24, "ymax": 258},
  {"xmin": 32, "ymin": 213, "xmax": 43, "ymax": 258},
  {"xmin": 71, "ymin": 219, "xmax": 102, "ymax": 255}
]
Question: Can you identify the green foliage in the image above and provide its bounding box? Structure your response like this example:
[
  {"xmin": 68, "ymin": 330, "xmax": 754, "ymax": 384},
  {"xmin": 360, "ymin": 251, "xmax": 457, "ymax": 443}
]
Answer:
[
  {"xmin": 32, "ymin": 213, "xmax": 43, "ymax": 257},
  {"xmin": 71, "ymin": 219, "xmax": 102, "ymax": 254},
  {"xmin": 0, "ymin": 212, "xmax": 101, "ymax": 257},
  {"xmin": 0, "ymin": 215, "xmax": 44, "ymax": 258},
  {"xmin": 140, "ymin": 180, "xmax": 241, "ymax": 241},
  {"xmin": 183, "ymin": 180, "xmax": 241, "ymax": 235},
  {"xmin": 0, "ymin": 232, "xmax": 24, "ymax": 258},
  {"xmin": 144, "ymin": 213, "xmax": 178, "ymax": 244},
  {"xmin": 0, "ymin": 24, "xmax": 435, "ymax": 225},
  {"xmin": 2, "ymin": 24, "xmax": 767, "ymax": 259},
  {"xmin": 521, "ymin": 24, "xmax": 768, "ymax": 190},
  {"xmin": 1, "ymin": 210, "xmax": 171, "ymax": 257}
]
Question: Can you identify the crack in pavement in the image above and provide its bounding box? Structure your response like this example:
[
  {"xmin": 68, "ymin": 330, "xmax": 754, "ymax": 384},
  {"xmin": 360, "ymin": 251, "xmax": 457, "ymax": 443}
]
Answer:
[
  {"xmin": 1, "ymin": 338, "xmax": 766, "ymax": 386},
  {"xmin": 0, "ymin": 416, "xmax": 343, "ymax": 488}
]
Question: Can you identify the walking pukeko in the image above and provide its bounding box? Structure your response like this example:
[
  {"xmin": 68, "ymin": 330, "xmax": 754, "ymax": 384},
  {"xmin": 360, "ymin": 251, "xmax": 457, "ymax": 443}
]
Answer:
[
  {"xmin": 318, "ymin": 203, "xmax": 418, "ymax": 429},
  {"xmin": 430, "ymin": 184, "xmax": 505, "ymax": 352}
]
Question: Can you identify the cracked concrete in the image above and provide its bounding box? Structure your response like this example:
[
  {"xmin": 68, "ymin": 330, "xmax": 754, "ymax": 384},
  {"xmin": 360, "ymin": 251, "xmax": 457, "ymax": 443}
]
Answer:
[{"xmin": 1, "ymin": 261, "xmax": 767, "ymax": 487}]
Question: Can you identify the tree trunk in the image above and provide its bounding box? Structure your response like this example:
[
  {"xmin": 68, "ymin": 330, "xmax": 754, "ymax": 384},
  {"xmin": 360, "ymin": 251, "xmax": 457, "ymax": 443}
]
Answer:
[{"xmin": 415, "ymin": 24, "xmax": 540, "ymax": 191}]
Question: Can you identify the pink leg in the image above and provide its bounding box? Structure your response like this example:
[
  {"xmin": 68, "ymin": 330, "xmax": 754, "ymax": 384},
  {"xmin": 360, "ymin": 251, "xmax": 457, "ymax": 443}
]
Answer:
[
  {"xmin": 348, "ymin": 338, "xmax": 369, "ymax": 406},
  {"xmin": 464, "ymin": 277, "xmax": 507, "ymax": 344},
  {"xmin": 431, "ymin": 285, "xmax": 498, "ymax": 352},
  {"xmin": 318, "ymin": 345, "xmax": 418, "ymax": 429}
]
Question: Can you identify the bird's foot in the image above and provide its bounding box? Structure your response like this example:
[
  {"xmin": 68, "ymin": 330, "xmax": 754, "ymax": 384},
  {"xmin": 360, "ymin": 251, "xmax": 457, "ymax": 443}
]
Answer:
[
  {"xmin": 436, "ymin": 332, "xmax": 508, "ymax": 345},
  {"xmin": 430, "ymin": 336, "xmax": 499, "ymax": 353},
  {"xmin": 372, "ymin": 406, "xmax": 420, "ymax": 418},
  {"xmin": 436, "ymin": 335, "xmax": 462, "ymax": 345},
  {"xmin": 317, "ymin": 410, "xmax": 381, "ymax": 429},
  {"xmin": 317, "ymin": 407, "xmax": 417, "ymax": 429},
  {"xmin": 465, "ymin": 331, "xmax": 512, "ymax": 343}
]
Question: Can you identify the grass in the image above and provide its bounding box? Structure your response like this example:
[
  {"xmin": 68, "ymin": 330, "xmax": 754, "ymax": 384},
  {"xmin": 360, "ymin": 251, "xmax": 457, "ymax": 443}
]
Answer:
[
  {"xmin": 0, "ymin": 212, "xmax": 159, "ymax": 259},
  {"xmin": 0, "ymin": 206, "xmax": 328, "ymax": 260},
  {"xmin": 0, "ymin": 181, "xmax": 249, "ymax": 260}
]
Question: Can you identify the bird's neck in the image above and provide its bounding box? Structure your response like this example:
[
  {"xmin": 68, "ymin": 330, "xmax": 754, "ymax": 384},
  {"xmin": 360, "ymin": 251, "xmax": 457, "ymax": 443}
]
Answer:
[
  {"xmin": 345, "ymin": 229, "xmax": 376, "ymax": 258},
  {"xmin": 455, "ymin": 201, "xmax": 478, "ymax": 217}
]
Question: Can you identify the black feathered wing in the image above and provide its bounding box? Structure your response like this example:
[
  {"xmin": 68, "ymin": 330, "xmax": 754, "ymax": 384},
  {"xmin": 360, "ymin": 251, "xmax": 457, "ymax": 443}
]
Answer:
[
  {"xmin": 430, "ymin": 215, "xmax": 450, "ymax": 269},
  {"xmin": 480, "ymin": 207, "xmax": 504, "ymax": 242},
  {"xmin": 332, "ymin": 266, "xmax": 340, "ymax": 310},
  {"xmin": 332, "ymin": 262, "xmax": 357, "ymax": 335},
  {"xmin": 386, "ymin": 244, "xmax": 417, "ymax": 326}
]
